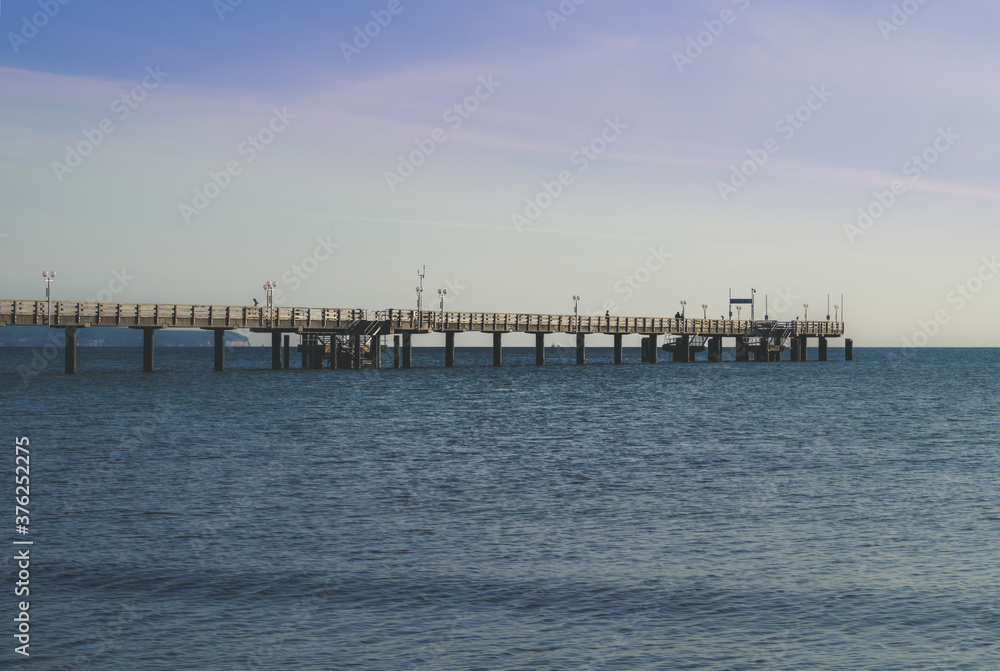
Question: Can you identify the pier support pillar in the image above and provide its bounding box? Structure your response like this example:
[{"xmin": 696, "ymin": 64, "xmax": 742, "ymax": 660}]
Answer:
[
  {"xmin": 535, "ymin": 333, "xmax": 545, "ymax": 365},
  {"xmin": 402, "ymin": 333, "xmax": 412, "ymax": 368},
  {"xmin": 143, "ymin": 328, "xmax": 155, "ymax": 372},
  {"xmin": 799, "ymin": 336, "xmax": 808, "ymax": 361},
  {"xmin": 301, "ymin": 336, "xmax": 308, "ymax": 367},
  {"xmin": 708, "ymin": 336, "xmax": 722, "ymax": 363},
  {"xmin": 271, "ymin": 331, "xmax": 281, "ymax": 370},
  {"xmin": 445, "ymin": 332, "xmax": 456, "ymax": 367},
  {"xmin": 214, "ymin": 329, "xmax": 226, "ymax": 371},
  {"xmin": 790, "ymin": 337, "xmax": 800, "ymax": 362},
  {"xmin": 283, "ymin": 335, "xmax": 290, "ymax": 368},
  {"xmin": 330, "ymin": 338, "xmax": 339, "ymax": 370},
  {"xmin": 756, "ymin": 338, "xmax": 768, "ymax": 363},
  {"xmin": 735, "ymin": 336, "xmax": 747, "ymax": 363},
  {"xmin": 394, "ymin": 335, "xmax": 400, "ymax": 368},
  {"xmin": 678, "ymin": 335, "xmax": 691, "ymax": 363},
  {"xmin": 372, "ymin": 333, "xmax": 382, "ymax": 369},
  {"xmin": 845, "ymin": 338, "xmax": 853, "ymax": 361},
  {"xmin": 818, "ymin": 336, "xmax": 828, "ymax": 362},
  {"xmin": 647, "ymin": 334, "xmax": 658, "ymax": 363},
  {"xmin": 353, "ymin": 334, "xmax": 362, "ymax": 370},
  {"xmin": 614, "ymin": 334, "xmax": 623, "ymax": 364},
  {"xmin": 492, "ymin": 332, "xmax": 503, "ymax": 366},
  {"xmin": 311, "ymin": 339, "xmax": 324, "ymax": 369},
  {"xmin": 64, "ymin": 326, "xmax": 77, "ymax": 374},
  {"xmin": 576, "ymin": 333, "xmax": 585, "ymax": 364}
]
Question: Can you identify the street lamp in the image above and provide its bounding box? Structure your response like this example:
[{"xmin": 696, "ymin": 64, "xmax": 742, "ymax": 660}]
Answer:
[
  {"xmin": 680, "ymin": 300, "xmax": 686, "ymax": 318},
  {"xmin": 834, "ymin": 304, "xmax": 840, "ymax": 321},
  {"xmin": 438, "ymin": 288, "xmax": 448, "ymax": 314},
  {"xmin": 42, "ymin": 270, "xmax": 56, "ymax": 325},
  {"xmin": 263, "ymin": 281, "xmax": 277, "ymax": 325},
  {"xmin": 736, "ymin": 305, "xmax": 742, "ymax": 320},
  {"xmin": 416, "ymin": 266, "xmax": 425, "ymax": 312},
  {"xmin": 701, "ymin": 303, "xmax": 708, "ymax": 319},
  {"xmin": 572, "ymin": 295, "xmax": 580, "ymax": 330},
  {"xmin": 803, "ymin": 303, "xmax": 809, "ymax": 320}
]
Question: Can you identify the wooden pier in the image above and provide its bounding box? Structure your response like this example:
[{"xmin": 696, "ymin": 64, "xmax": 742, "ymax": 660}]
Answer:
[{"xmin": 0, "ymin": 299, "xmax": 851, "ymax": 373}]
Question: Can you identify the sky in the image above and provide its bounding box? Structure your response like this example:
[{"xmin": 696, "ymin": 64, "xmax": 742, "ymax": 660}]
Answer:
[{"xmin": 2, "ymin": 0, "xmax": 999, "ymax": 347}]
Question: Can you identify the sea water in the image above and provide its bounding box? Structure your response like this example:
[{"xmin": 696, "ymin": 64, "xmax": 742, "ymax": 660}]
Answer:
[{"xmin": 1, "ymin": 347, "xmax": 998, "ymax": 669}]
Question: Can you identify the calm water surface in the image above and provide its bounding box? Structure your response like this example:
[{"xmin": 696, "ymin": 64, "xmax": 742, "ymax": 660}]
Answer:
[{"xmin": 1, "ymin": 346, "xmax": 998, "ymax": 670}]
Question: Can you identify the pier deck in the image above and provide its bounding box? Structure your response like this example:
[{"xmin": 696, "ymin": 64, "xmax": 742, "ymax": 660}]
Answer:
[{"xmin": 0, "ymin": 299, "xmax": 850, "ymax": 373}]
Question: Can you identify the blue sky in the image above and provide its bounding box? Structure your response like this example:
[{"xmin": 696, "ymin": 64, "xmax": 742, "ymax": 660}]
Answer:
[{"xmin": 2, "ymin": 0, "xmax": 1000, "ymax": 346}]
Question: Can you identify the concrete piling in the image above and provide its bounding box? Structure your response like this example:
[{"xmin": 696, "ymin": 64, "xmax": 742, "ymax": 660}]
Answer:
[
  {"xmin": 735, "ymin": 336, "xmax": 747, "ymax": 363},
  {"xmin": 271, "ymin": 331, "xmax": 282, "ymax": 370},
  {"xmin": 402, "ymin": 333, "xmax": 412, "ymax": 368},
  {"xmin": 708, "ymin": 336, "xmax": 722, "ymax": 362},
  {"xmin": 445, "ymin": 332, "xmax": 456, "ymax": 367},
  {"xmin": 64, "ymin": 326, "xmax": 77, "ymax": 374},
  {"xmin": 143, "ymin": 328, "xmax": 155, "ymax": 372},
  {"xmin": 215, "ymin": 329, "xmax": 226, "ymax": 371}
]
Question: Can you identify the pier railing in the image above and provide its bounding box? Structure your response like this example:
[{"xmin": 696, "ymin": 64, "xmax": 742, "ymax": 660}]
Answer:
[
  {"xmin": 386, "ymin": 309, "xmax": 843, "ymax": 337},
  {"xmin": 1, "ymin": 300, "xmax": 845, "ymax": 338}
]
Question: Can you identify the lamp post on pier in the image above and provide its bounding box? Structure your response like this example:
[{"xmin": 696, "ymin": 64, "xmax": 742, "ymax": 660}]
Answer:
[
  {"xmin": 416, "ymin": 266, "xmax": 425, "ymax": 312},
  {"xmin": 680, "ymin": 300, "xmax": 686, "ymax": 318},
  {"xmin": 438, "ymin": 288, "xmax": 448, "ymax": 314},
  {"xmin": 701, "ymin": 303, "xmax": 708, "ymax": 319},
  {"xmin": 42, "ymin": 270, "xmax": 56, "ymax": 325},
  {"xmin": 803, "ymin": 303, "xmax": 809, "ymax": 321},
  {"xmin": 834, "ymin": 304, "xmax": 839, "ymax": 321},
  {"xmin": 263, "ymin": 281, "xmax": 277, "ymax": 326},
  {"xmin": 572, "ymin": 295, "xmax": 580, "ymax": 331}
]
